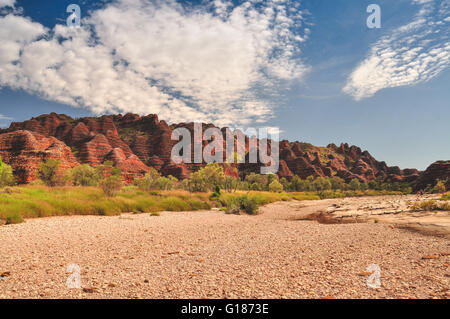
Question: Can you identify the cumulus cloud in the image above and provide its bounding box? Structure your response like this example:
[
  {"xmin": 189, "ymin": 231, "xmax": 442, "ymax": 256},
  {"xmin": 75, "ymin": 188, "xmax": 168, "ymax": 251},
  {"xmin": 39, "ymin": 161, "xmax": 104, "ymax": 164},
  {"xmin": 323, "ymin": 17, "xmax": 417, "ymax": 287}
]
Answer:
[
  {"xmin": 343, "ymin": 0, "xmax": 450, "ymax": 100},
  {"xmin": 0, "ymin": 0, "xmax": 15, "ymax": 8},
  {"xmin": 0, "ymin": 0, "xmax": 310, "ymax": 126}
]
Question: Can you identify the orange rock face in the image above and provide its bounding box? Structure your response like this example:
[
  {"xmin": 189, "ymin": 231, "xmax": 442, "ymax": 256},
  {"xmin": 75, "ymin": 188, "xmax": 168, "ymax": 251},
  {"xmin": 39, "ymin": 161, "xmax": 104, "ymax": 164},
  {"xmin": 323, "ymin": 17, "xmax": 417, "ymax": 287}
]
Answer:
[
  {"xmin": 0, "ymin": 130, "xmax": 78, "ymax": 183},
  {"xmin": 414, "ymin": 161, "xmax": 450, "ymax": 191},
  {"xmin": 0, "ymin": 112, "xmax": 429, "ymax": 185}
]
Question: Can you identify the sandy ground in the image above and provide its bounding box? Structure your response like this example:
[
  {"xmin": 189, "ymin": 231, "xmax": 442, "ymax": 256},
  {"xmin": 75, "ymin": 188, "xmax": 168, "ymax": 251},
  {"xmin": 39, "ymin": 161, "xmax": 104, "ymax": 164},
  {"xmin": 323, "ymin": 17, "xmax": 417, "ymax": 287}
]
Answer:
[{"xmin": 0, "ymin": 195, "xmax": 448, "ymax": 299}]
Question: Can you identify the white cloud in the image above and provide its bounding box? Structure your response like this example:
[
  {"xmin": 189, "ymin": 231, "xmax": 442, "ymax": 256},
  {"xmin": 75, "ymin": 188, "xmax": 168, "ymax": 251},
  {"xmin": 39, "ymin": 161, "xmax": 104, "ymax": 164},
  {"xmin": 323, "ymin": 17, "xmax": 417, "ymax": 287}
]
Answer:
[
  {"xmin": 0, "ymin": 114, "xmax": 12, "ymax": 120},
  {"xmin": 343, "ymin": 0, "xmax": 450, "ymax": 100},
  {"xmin": 0, "ymin": 0, "xmax": 309, "ymax": 126},
  {"xmin": 0, "ymin": 0, "xmax": 15, "ymax": 8}
]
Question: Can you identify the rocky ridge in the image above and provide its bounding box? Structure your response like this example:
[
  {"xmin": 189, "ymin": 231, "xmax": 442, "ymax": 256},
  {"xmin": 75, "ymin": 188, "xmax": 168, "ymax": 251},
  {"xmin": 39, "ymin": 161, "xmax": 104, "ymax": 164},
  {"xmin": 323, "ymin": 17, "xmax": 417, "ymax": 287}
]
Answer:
[{"xmin": 0, "ymin": 113, "xmax": 443, "ymax": 188}]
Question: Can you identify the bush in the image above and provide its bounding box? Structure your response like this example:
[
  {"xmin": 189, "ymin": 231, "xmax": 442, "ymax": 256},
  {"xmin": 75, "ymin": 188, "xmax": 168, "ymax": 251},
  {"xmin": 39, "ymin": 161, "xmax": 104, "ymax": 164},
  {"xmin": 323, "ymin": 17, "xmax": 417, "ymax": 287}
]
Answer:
[
  {"xmin": 226, "ymin": 196, "xmax": 242, "ymax": 214},
  {"xmin": 289, "ymin": 175, "xmax": 311, "ymax": 192},
  {"xmin": 312, "ymin": 177, "xmax": 332, "ymax": 191},
  {"xmin": 100, "ymin": 175, "xmax": 123, "ymax": 197},
  {"xmin": 5, "ymin": 213, "xmax": 24, "ymax": 225},
  {"xmin": 244, "ymin": 173, "xmax": 268, "ymax": 191},
  {"xmin": 223, "ymin": 176, "xmax": 239, "ymax": 192},
  {"xmin": 135, "ymin": 169, "xmax": 178, "ymax": 191},
  {"xmin": 0, "ymin": 157, "xmax": 15, "ymax": 187},
  {"xmin": 69, "ymin": 164, "xmax": 101, "ymax": 186},
  {"xmin": 184, "ymin": 163, "xmax": 225, "ymax": 192},
  {"xmin": 154, "ymin": 176, "xmax": 176, "ymax": 190},
  {"xmin": 269, "ymin": 180, "xmax": 283, "ymax": 192},
  {"xmin": 38, "ymin": 159, "xmax": 63, "ymax": 187},
  {"xmin": 134, "ymin": 168, "xmax": 161, "ymax": 191},
  {"xmin": 410, "ymin": 200, "xmax": 450, "ymax": 211},
  {"xmin": 225, "ymin": 195, "xmax": 259, "ymax": 215},
  {"xmin": 96, "ymin": 161, "xmax": 121, "ymax": 178},
  {"xmin": 348, "ymin": 178, "xmax": 361, "ymax": 191},
  {"xmin": 211, "ymin": 185, "xmax": 221, "ymax": 199},
  {"xmin": 432, "ymin": 180, "xmax": 447, "ymax": 194},
  {"xmin": 240, "ymin": 196, "xmax": 259, "ymax": 215},
  {"xmin": 330, "ymin": 176, "xmax": 345, "ymax": 190}
]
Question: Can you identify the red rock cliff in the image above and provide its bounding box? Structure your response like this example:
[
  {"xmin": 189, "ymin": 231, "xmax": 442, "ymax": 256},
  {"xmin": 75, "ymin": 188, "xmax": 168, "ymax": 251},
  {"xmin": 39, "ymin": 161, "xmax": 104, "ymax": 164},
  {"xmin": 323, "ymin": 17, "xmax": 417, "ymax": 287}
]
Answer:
[{"xmin": 0, "ymin": 113, "xmax": 429, "ymax": 185}]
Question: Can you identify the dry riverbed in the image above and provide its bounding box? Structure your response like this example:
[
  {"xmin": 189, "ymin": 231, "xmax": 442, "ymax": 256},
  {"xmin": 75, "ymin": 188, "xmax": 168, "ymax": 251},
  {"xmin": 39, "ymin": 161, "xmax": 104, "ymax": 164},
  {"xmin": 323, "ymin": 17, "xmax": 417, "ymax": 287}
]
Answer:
[{"xmin": 0, "ymin": 195, "xmax": 448, "ymax": 299}]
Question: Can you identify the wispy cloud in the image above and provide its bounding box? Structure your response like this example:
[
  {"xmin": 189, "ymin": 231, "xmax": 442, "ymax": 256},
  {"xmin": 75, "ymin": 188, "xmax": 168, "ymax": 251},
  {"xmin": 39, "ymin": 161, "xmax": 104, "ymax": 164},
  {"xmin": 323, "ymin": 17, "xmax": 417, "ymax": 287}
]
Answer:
[
  {"xmin": 343, "ymin": 0, "xmax": 450, "ymax": 100},
  {"xmin": 0, "ymin": 0, "xmax": 310, "ymax": 126},
  {"xmin": 0, "ymin": 114, "xmax": 13, "ymax": 120}
]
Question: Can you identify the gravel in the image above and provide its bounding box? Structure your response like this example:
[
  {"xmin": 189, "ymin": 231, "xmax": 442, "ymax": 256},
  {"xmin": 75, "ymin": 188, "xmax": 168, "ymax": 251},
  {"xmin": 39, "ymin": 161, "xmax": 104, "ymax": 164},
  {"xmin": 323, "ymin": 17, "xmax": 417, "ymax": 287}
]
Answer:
[{"xmin": 0, "ymin": 198, "xmax": 448, "ymax": 299}]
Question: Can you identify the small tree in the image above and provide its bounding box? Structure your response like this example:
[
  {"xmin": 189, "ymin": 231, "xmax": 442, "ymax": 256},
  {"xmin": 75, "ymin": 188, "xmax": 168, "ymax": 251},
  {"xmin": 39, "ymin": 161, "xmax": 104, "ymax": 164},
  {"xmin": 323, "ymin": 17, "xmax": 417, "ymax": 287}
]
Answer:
[
  {"xmin": 313, "ymin": 177, "xmax": 332, "ymax": 191},
  {"xmin": 96, "ymin": 161, "xmax": 121, "ymax": 178},
  {"xmin": 69, "ymin": 164, "xmax": 101, "ymax": 186},
  {"xmin": 368, "ymin": 180, "xmax": 377, "ymax": 190},
  {"xmin": 135, "ymin": 168, "xmax": 161, "ymax": 191},
  {"xmin": 290, "ymin": 175, "xmax": 303, "ymax": 191},
  {"xmin": 269, "ymin": 179, "xmax": 283, "ymax": 192},
  {"xmin": 100, "ymin": 175, "xmax": 123, "ymax": 197},
  {"xmin": 185, "ymin": 163, "xmax": 225, "ymax": 192},
  {"xmin": 244, "ymin": 173, "xmax": 268, "ymax": 191},
  {"xmin": 432, "ymin": 180, "xmax": 446, "ymax": 194},
  {"xmin": 154, "ymin": 176, "xmax": 175, "ymax": 190},
  {"xmin": 39, "ymin": 159, "xmax": 62, "ymax": 187},
  {"xmin": 0, "ymin": 156, "xmax": 15, "ymax": 187},
  {"xmin": 223, "ymin": 176, "xmax": 239, "ymax": 192},
  {"xmin": 279, "ymin": 177, "xmax": 290, "ymax": 191},
  {"xmin": 330, "ymin": 176, "xmax": 345, "ymax": 191},
  {"xmin": 348, "ymin": 178, "xmax": 361, "ymax": 191}
]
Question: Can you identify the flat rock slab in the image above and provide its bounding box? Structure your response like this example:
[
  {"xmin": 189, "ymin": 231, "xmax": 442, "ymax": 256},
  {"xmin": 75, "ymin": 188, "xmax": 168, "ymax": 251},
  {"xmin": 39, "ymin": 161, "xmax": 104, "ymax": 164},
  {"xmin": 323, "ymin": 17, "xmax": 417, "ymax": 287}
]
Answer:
[{"xmin": 292, "ymin": 195, "xmax": 450, "ymax": 238}]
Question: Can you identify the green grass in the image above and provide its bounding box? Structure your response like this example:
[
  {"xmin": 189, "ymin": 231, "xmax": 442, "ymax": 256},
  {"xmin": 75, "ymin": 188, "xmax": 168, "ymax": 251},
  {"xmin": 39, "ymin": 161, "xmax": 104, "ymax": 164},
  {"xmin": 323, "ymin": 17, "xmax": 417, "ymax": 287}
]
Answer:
[
  {"xmin": 410, "ymin": 200, "xmax": 450, "ymax": 212},
  {"xmin": 0, "ymin": 185, "xmax": 422, "ymax": 223},
  {"xmin": 314, "ymin": 189, "xmax": 405, "ymax": 199},
  {"xmin": 441, "ymin": 192, "xmax": 450, "ymax": 200},
  {"xmin": 0, "ymin": 186, "xmax": 213, "ymax": 222},
  {"xmin": 5, "ymin": 213, "xmax": 24, "ymax": 224}
]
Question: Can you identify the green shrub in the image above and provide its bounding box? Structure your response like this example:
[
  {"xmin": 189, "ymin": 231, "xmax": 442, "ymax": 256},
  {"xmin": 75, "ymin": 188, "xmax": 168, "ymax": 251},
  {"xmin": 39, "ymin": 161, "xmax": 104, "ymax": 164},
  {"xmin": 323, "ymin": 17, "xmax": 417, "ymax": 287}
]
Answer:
[
  {"xmin": 410, "ymin": 200, "xmax": 450, "ymax": 211},
  {"xmin": 134, "ymin": 168, "xmax": 161, "ymax": 190},
  {"xmin": 184, "ymin": 163, "xmax": 225, "ymax": 192},
  {"xmin": 96, "ymin": 161, "xmax": 121, "ymax": 178},
  {"xmin": 240, "ymin": 196, "xmax": 258, "ymax": 215},
  {"xmin": 224, "ymin": 195, "xmax": 259, "ymax": 215},
  {"xmin": 38, "ymin": 159, "xmax": 63, "ymax": 187},
  {"xmin": 432, "ymin": 180, "xmax": 447, "ymax": 194},
  {"xmin": 5, "ymin": 213, "xmax": 24, "ymax": 224},
  {"xmin": 69, "ymin": 164, "xmax": 101, "ymax": 186},
  {"xmin": 211, "ymin": 185, "xmax": 222, "ymax": 199},
  {"xmin": 244, "ymin": 173, "xmax": 268, "ymax": 191},
  {"xmin": 100, "ymin": 175, "xmax": 123, "ymax": 197},
  {"xmin": 223, "ymin": 176, "xmax": 239, "ymax": 192},
  {"xmin": 289, "ymin": 175, "xmax": 311, "ymax": 192},
  {"xmin": 312, "ymin": 177, "xmax": 332, "ymax": 191},
  {"xmin": 269, "ymin": 180, "xmax": 283, "ymax": 193},
  {"xmin": 225, "ymin": 196, "xmax": 242, "ymax": 214},
  {"xmin": 348, "ymin": 178, "xmax": 361, "ymax": 191},
  {"xmin": 0, "ymin": 157, "xmax": 16, "ymax": 187}
]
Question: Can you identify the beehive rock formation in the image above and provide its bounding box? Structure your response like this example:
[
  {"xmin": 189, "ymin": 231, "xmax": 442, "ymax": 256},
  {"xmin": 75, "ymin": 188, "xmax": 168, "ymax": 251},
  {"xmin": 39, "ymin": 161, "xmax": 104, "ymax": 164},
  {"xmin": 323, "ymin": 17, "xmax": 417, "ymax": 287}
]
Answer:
[{"xmin": 0, "ymin": 113, "xmax": 437, "ymax": 186}]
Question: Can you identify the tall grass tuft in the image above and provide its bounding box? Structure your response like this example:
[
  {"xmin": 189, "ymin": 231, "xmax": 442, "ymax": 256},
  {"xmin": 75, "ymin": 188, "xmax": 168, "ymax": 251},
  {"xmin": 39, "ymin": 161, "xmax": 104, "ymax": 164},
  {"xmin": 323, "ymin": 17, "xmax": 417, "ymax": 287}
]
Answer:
[{"xmin": 0, "ymin": 185, "xmax": 215, "ymax": 222}]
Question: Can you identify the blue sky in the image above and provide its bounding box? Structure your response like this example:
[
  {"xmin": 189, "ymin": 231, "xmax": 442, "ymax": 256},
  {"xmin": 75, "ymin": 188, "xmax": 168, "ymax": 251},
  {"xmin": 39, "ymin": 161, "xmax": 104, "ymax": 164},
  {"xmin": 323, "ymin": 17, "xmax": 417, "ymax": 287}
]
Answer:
[{"xmin": 0, "ymin": 0, "xmax": 448, "ymax": 170}]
